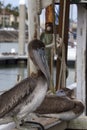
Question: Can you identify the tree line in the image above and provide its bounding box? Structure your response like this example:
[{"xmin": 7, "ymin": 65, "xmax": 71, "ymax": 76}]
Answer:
[{"xmin": 0, "ymin": 2, "xmax": 19, "ymax": 17}]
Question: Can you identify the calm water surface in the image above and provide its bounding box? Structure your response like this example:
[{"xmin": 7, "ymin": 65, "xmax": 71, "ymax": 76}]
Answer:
[
  {"xmin": 0, "ymin": 65, "xmax": 75, "ymax": 92},
  {"xmin": 0, "ymin": 42, "xmax": 75, "ymax": 92},
  {"xmin": 0, "ymin": 64, "xmax": 27, "ymax": 91}
]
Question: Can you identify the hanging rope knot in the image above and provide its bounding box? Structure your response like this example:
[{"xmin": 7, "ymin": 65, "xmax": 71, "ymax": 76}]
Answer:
[
  {"xmin": 55, "ymin": 35, "xmax": 67, "ymax": 90},
  {"xmin": 56, "ymin": 36, "xmax": 63, "ymax": 48},
  {"xmin": 54, "ymin": 36, "xmax": 62, "ymax": 59}
]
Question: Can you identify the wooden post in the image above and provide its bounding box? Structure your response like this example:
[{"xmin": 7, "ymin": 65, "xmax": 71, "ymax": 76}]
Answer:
[
  {"xmin": 76, "ymin": 5, "xmax": 87, "ymax": 115},
  {"xmin": 27, "ymin": 0, "xmax": 40, "ymax": 76},
  {"xmin": 56, "ymin": 0, "xmax": 70, "ymax": 90},
  {"xmin": 45, "ymin": 5, "xmax": 53, "ymax": 23},
  {"xmin": 45, "ymin": 4, "xmax": 54, "ymax": 90}
]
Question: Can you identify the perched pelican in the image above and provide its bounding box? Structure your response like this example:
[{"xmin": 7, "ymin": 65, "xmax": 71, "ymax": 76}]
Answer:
[
  {"xmin": 0, "ymin": 39, "xmax": 50, "ymax": 129},
  {"xmin": 35, "ymin": 88, "xmax": 84, "ymax": 120}
]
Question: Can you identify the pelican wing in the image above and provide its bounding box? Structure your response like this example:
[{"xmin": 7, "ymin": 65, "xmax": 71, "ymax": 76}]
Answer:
[
  {"xmin": 0, "ymin": 77, "xmax": 37, "ymax": 118},
  {"xmin": 35, "ymin": 95, "xmax": 75, "ymax": 114}
]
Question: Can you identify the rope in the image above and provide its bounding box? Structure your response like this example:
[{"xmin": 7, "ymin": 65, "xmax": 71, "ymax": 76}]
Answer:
[
  {"xmin": 57, "ymin": 36, "xmax": 63, "ymax": 89},
  {"xmin": 52, "ymin": 0, "xmax": 57, "ymax": 54},
  {"xmin": 58, "ymin": 0, "xmax": 67, "ymax": 89},
  {"xmin": 57, "ymin": 37, "xmax": 67, "ymax": 89}
]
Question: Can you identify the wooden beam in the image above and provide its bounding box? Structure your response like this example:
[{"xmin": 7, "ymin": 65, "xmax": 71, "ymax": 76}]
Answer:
[
  {"xmin": 56, "ymin": 0, "xmax": 70, "ymax": 90},
  {"xmin": 67, "ymin": 116, "xmax": 87, "ymax": 129},
  {"xmin": 76, "ymin": 4, "xmax": 86, "ymax": 114},
  {"xmin": 45, "ymin": 5, "xmax": 53, "ymax": 23},
  {"xmin": 46, "ymin": 121, "xmax": 67, "ymax": 130},
  {"xmin": 45, "ymin": 4, "xmax": 54, "ymax": 91}
]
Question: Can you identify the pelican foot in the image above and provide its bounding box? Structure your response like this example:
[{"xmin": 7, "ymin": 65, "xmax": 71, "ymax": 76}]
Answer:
[
  {"xmin": 15, "ymin": 122, "xmax": 25, "ymax": 130},
  {"xmin": 12, "ymin": 117, "xmax": 26, "ymax": 130},
  {"xmin": 14, "ymin": 120, "xmax": 28, "ymax": 130}
]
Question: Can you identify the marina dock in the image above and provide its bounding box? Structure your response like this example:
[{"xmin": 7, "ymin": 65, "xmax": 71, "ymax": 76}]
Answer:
[
  {"xmin": 0, "ymin": 0, "xmax": 85, "ymax": 129},
  {"xmin": 0, "ymin": 54, "xmax": 27, "ymax": 64},
  {"xmin": 0, "ymin": 53, "xmax": 76, "ymax": 67}
]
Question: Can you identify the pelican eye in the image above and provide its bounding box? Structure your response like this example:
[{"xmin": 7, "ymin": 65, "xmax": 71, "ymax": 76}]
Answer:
[
  {"xmin": 60, "ymin": 90, "xmax": 64, "ymax": 93},
  {"xmin": 37, "ymin": 48, "xmax": 45, "ymax": 55}
]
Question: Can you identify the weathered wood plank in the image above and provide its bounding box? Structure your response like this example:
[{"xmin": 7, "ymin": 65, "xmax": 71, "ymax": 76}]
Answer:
[
  {"xmin": 76, "ymin": 4, "xmax": 86, "ymax": 114},
  {"xmin": 67, "ymin": 116, "xmax": 87, "ymax": 129}
]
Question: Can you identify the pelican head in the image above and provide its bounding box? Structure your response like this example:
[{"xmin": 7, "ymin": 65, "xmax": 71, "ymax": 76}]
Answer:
[{"xmin": 28, "ymin": 39, "xmax": 50, "ymax": 86}]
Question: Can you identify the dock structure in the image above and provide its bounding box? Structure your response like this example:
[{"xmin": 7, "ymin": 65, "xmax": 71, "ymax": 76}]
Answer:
[
  {"xmin": 27, "ymin": 0, "xmax": 40, "ymax": 76},
  {"xmin": 0, "ymin": 30, "xmax": 28, "ymax": 42},
  {"xmin": 21, "ymin": 0, "xmax": 87, "ymax": 129},
  {"xmin": 26, "ymin": 0, "xmax": 87, "ymax": 129},
  {"xmin": 1, "ymin": 0, "xmax": 87, "ymax": 130},
  {"xmin": 0, "ymin": 30, "xmax": 18, "ymax": 42},
  {"xmin": 0, "ymin": 54, "xmax": 27, "ymax": 64},
  {"xmin": 0, "ymin": 51, "xmax": 76, "ymax": 66}
]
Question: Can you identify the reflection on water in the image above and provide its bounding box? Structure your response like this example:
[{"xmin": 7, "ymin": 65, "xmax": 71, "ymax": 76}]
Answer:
[{"xmin": 0, "ymin": 64, "xmax": 75, "ymax": 92}]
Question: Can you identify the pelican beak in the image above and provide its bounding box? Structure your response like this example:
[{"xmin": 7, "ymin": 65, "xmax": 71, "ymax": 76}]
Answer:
[{"xmin": 32, "ymin": 48, "xmax": 50, "ymax": 86}]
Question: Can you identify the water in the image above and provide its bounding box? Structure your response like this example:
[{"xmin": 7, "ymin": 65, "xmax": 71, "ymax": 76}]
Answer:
[
  {"xmin": 0, "ymin": 42, "xmax": 75, "ymax": 92},
  {"xmin": 0, "ymin": 42, "xmax": 27, "ymax": 91},
  {"xmin": 0, "ymin": 64, "xmax": 27, "ymax": 91},
  {"xmin": 0, "ymin": 64, "xmax": 75, "ymax": 92}
]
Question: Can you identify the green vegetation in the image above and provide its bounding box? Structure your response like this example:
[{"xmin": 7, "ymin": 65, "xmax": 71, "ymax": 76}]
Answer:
[
  {"xmin": 0, "ymin": 2, "xmax": 19, "ymax": 15},
  {"xmin": 0, "ymin": 2, "xmax": 28, "ymax": 29}
]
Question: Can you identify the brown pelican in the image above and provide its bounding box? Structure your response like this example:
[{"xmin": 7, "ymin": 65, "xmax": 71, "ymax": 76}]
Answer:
[
  {"xmin": 0, "ymin": 39, "xmax": 50, "ymax": 129},
  {"xmin": 35, "ymin": 88, "xmax": 84, "ymax": 120}
]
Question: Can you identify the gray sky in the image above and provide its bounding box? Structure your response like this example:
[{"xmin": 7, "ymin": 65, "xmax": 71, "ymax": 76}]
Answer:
[{"xmin": 0, "ymin": 0, "xmax": 20, "ymax": 7}]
